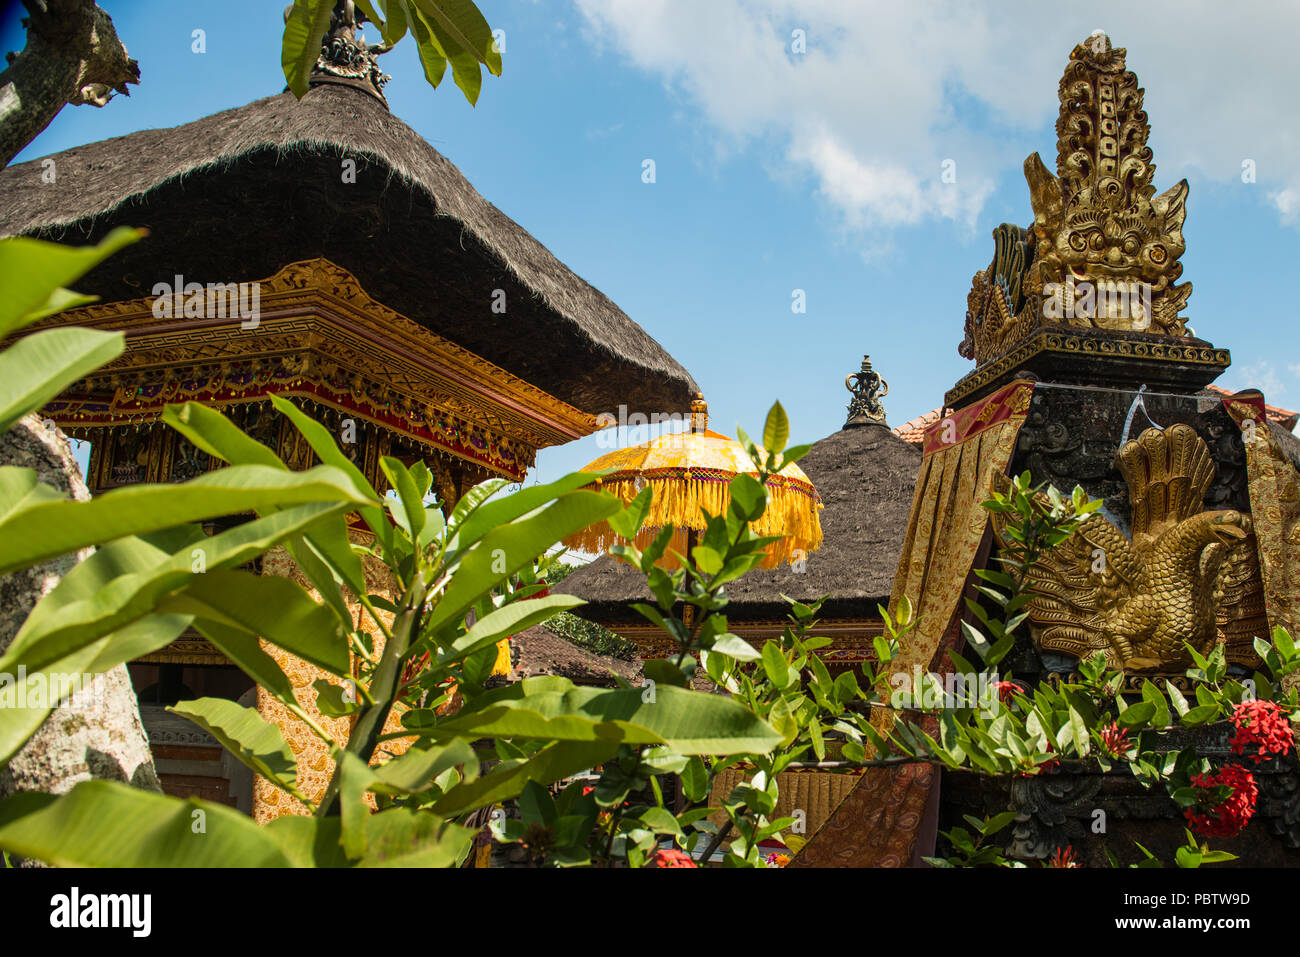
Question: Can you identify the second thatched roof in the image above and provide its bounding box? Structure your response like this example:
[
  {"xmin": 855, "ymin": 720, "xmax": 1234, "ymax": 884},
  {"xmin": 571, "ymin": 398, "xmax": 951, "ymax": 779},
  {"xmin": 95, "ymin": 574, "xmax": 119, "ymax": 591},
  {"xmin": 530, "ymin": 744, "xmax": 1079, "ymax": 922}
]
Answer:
[{"xmin": 558, "ymin": 422, "xmax": 921, "ymax": 623}]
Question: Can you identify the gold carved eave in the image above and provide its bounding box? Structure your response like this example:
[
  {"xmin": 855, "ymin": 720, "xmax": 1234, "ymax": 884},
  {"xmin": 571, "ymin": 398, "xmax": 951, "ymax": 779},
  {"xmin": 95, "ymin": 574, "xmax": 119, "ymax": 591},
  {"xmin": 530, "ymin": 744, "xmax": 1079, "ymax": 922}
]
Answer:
[{"xmin": 37, "ymin": 259, "xmax": 598, "ymax": 482}]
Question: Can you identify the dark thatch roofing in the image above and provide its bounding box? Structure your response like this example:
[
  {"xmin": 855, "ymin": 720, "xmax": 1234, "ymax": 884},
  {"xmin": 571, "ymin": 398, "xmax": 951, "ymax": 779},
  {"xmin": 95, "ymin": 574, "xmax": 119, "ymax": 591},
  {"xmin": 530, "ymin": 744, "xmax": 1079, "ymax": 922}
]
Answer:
[
  {"xmin": 0, "ymin": 85, "xmax": 696, "ymax": 416},
  {"xmin": 506, "ymin": 625, "xmax": 642, "ymax": 686},
  {"xmin": 559, "ymin": 422, "xmax": 922, "ymax": 623}
]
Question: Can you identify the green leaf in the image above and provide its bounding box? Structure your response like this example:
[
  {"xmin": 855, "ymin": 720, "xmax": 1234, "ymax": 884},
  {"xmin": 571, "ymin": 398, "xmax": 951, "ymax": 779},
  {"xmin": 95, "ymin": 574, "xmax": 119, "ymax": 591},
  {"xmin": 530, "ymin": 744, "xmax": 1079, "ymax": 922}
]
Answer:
[
  {"xmin": 1141, "ymin": 679, "xmax": 1170, "ymax": 728},
  {"xmin": 157, "ymin": 570, "xmax": 351, "ymax": 676},
  {"xmin": 404, "ymin": 5, "xmax": 450, "ymax": 90},
  {"xmin": 381, "ymin": 456, "xmax": 427, "ymax": 541},
  {"xmin": 762, "ymin": 401, "xmax": 790, "ymax": 456},
  {"xmin": 0, "ymin": 227, "xmax": 143, "ymax": 338},
  {"xmin": 761, "ymin": 641, "xmax": 791, "ymax": 688},
  {"xmin": 162, "ymin": 401, "xmax": 283, "ymax": 469},
  {"xmin": 1180, "ymin": 704, "xmax": 1218, "ymax": 727},
  {"xmin": 372, "ymin": 739, "xmax": 478, "ymax": 794},
  {"xmin": 1068, "ymin": 706, "xmax": 1090, "ymax": 755},
  {"xmin": 0, "ymin": 781, "xmax": 291, "ymax": 867},
  {"xmin": 448, "ymin": 471, "xmax": 601, "ymax": 555},
  {"xmin": 198, "ymin": 619, "xmax": 297, "ymax": 705},
  {"xmin": 433, "ymin": 593, "xmax": 585, "ymax": 672},
  {"xmin": 431, "ymin": 740, "xmax": 615, "ymax": 818},
  {"xmin": 728, "ymin": 473, "xmax": 767, "ymax": 521},
  {"xmin": 3, "ymin": 503, "xmax": 342, "ymax": 679},
  {"xmin": 1165, "ymin": 679, "xmax": 1190, "ymax": 717},
  {"xmin": 711, "ymin": 633, "xmax": 762, "ymax": 662},
  {"xmin": 681, "ymin": 756, "xmax": 709, "ymax": 803},
  {"xmin": 264, "ymin": 815, "xmax": 349, "ymax": 867},
  {"xmin": 359, "ymin": 810, "xmax": 476, "ymax": 867},
  {"xmin": 169, "ymin": 698, "xmax": 300, "ymax": 795},
  {"xmin": 313, "ymin": 678, "xmax": 361, "ymax": 718},
  {"xmin": 428, "ymin": 490, "xmax": 619, "ymax": 635},
  {"xmin": 0, "ymin": 328, "xmax": 123, "ymax": 434},
  {"xmin": 606, "ymin": 486, "xmax": 653, "ymax": 540},
  {"xmin": 0, "ymin": 464, "xmax": 375, "ymax": 576},
  {"xmin": 282, "ymin": 0, "xmax": 339, "ymax": 96},
  {"xmin": 1116, "ymin": 700, "xmax": 1156, "ymax": 730},
  {"xmin": 434, "ymin": 680, "xmax": 781, "ymax": 755}
]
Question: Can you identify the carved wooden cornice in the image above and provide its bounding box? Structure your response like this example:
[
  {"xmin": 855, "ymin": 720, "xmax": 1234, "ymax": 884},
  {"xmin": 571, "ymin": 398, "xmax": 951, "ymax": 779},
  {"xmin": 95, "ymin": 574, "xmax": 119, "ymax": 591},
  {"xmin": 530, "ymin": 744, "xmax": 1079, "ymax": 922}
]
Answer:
[{"xmin": 38, "ymin": 258, "xmax": 598, "ymax": 481}]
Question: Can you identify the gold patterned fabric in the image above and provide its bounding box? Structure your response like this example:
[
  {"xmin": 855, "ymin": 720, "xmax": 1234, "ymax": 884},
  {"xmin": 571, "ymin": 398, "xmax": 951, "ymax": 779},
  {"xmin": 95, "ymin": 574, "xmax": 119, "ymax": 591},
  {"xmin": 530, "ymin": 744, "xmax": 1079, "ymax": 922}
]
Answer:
[
  {"xmin": 791, "ymin": 380, "xmax": 1034, "ymax": 867},
  {"xmin": 1223, "ymin": 394, "xmax": 1300, "ymax": 648}
]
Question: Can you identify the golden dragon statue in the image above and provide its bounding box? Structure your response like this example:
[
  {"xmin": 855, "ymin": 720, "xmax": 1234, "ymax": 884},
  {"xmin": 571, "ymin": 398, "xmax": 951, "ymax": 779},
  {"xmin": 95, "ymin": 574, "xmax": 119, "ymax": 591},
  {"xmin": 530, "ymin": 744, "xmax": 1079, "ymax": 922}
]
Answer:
[{"xmin": 991, "ymin": 423, "xmax": 1261, "ymax": 672}]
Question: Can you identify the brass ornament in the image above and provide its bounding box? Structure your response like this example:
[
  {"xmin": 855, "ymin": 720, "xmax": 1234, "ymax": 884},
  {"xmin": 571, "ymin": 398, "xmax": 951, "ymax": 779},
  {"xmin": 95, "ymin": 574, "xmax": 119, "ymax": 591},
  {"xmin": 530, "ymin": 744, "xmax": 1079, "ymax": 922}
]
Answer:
[
  {"xmin": 843, "ymin": 355, "xmax": 890, "ymax": 427},
  {"xmin": 992, "ymin": 424, "xmax": 1258, "ymax": 672}
]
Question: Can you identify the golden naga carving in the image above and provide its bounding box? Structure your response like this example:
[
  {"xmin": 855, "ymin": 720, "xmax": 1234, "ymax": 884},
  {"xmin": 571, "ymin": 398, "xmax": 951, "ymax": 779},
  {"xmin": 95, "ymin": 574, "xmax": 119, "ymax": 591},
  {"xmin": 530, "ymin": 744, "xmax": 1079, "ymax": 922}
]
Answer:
[
  {"xmin": 992, "ymin": 424, "xmax": 1259, "ymax": 672},
  {"xmin": 961, "ymin": 33, "xmax": 1193, "ymax": 365}
]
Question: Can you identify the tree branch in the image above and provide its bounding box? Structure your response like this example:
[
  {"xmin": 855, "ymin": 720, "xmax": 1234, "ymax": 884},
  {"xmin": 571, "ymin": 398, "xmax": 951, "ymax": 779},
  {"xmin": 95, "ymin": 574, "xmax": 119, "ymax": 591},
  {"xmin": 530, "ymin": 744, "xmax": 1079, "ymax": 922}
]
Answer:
[{"xmin": 0, "ymin": 0, "xmax": 140, "ymax": 167}]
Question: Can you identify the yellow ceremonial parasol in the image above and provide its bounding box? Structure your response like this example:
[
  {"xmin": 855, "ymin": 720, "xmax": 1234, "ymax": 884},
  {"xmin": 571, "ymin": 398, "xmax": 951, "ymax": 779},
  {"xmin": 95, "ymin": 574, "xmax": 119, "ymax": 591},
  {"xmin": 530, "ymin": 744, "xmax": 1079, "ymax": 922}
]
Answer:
[{"xmin": 565, "ymin": 395, "xmax": 823, "ymax": 568}]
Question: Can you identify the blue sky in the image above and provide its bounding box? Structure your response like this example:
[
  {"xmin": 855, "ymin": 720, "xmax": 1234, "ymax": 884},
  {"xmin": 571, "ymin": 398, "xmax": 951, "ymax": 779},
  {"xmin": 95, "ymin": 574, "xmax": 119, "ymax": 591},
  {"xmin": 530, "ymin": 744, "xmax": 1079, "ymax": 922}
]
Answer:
[{"xmin": 4, "ymin": 0, "xmax": 1298, "ymax": 486}]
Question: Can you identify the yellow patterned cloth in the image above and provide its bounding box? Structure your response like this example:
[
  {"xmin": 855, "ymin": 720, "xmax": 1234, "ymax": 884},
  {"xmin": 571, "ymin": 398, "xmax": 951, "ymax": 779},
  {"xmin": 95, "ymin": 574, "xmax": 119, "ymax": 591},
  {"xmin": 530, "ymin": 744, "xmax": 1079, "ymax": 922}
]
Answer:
[
  {"xmin": 876, "ymin": 379, "xmax": 1036, "ymax": 736},
  {"xmin": 564, "ymin": 429, "xmax": 822, "ymax": 568},
  {"xmin": 791, "ymin": 380, "xmax": 1034, "ymax": 867},
  {"xmin": 1223, "ymin": 393, "xmax": 1300, "ymax": 659}
]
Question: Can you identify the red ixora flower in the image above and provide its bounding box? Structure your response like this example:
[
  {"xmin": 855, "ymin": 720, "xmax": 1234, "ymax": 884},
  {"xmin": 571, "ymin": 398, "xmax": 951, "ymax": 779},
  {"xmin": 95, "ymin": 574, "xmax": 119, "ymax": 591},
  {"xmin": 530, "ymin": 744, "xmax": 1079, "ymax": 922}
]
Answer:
[
  {"xmin": 646, "ymin": 848, "xmax": 697, "ymax": 869},
  {"xmin": 1045, "ymin": 845, "xmax": 1079, "ymax": 868},
  {"xmin": 991, "ymin": 681, "xmax": 1019, "ymax": 706},
  {"xmin": 1184, "ymin": 764, "xmax": 1258, "ymax": 838},
  {"xmin": 1100, "ymin": 722, "xmax": 1131, "ymax": 757},
  {"xmin": 1230, "ymin": 700, "xmax": 1294, "ymax": 763}
]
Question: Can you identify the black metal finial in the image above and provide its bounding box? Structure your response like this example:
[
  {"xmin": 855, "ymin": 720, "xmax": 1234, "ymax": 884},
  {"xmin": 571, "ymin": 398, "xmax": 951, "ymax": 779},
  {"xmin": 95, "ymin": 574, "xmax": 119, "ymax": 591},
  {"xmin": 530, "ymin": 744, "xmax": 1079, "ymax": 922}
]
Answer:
[
  {"xmin": 844, "ymin": 355, "xmax": 889, "ymax": 427},
  {"xmin": 307, "ymin": 1, "xmax": 391, "ymax": 106}
]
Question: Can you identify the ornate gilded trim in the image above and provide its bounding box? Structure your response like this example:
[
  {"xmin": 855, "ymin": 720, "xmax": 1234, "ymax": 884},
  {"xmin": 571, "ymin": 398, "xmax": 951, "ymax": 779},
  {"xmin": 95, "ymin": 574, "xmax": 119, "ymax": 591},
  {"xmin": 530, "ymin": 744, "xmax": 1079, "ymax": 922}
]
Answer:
[
  {"xmin": 136, "ymin": 638, "xmax": 231, "ymax": 666},
  {"xmin": 946, "ymin": 328, "xmax": 1230, "ymax": 407},
  {"xmin": 37, "ymin": 259, "xmax": 599, "ymax": 482}
]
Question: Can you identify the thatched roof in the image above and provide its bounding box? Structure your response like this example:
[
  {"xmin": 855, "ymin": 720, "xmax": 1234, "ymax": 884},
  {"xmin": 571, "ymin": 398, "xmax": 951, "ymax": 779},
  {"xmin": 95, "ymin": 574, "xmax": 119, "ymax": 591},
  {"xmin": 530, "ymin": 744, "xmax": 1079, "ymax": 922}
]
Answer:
[
  {"xmin": 559, "ymin": 422, "xmax": 922, "ymax": 623},
  {"xmin": 505, "ymin": 625, "xmax": 642, "ymax": 686},
  {"xmin": 0, "ymin": 85, "xmax": 696, "ymax": 415}
]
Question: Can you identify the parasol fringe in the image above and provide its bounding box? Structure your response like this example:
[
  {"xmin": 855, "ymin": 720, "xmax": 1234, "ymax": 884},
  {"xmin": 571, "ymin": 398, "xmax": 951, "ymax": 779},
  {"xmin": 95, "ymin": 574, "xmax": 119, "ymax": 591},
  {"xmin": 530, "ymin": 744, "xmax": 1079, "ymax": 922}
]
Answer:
[{"xmin": 564, "ymin": 477, "xmax": 823, "ymax": 569}]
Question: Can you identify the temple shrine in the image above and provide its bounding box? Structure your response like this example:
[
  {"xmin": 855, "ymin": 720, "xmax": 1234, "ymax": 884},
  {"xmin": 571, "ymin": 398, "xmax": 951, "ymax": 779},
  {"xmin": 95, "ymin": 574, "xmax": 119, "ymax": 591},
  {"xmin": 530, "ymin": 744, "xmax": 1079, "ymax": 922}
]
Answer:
[
  {"xmin": 0, "ymin": 7, "xmax": 695, "ymax": 820},
  {"xmin": 2, "ymin": 11, "xmax": 1299, "ymax": 871}
]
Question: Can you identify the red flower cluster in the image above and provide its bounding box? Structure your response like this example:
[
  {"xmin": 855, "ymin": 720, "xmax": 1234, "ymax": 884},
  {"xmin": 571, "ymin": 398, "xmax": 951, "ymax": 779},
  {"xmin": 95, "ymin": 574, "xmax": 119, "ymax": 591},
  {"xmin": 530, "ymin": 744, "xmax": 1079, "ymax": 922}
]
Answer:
[
  {"xmin": 1184, "ymin": 764, "xmax": 1258, "ymax": 838},
  {"xmin": 1229, "ymin": 700, "xmax": 1294, "ymax": 762},
  {"xmin": 1100, "ymin": 722, "xmax": 1131, "ymax": 757},
  {"xmin": 1045, "ymin": 845, "xmax": 1079, "ymax": 868},
  {"xmin": 991, "ymin": 681, "xmax": 1019, "ymax": 706},
  {"xmin": 646, "ymin": 848, "xmax": 697, "ymax": 868}
]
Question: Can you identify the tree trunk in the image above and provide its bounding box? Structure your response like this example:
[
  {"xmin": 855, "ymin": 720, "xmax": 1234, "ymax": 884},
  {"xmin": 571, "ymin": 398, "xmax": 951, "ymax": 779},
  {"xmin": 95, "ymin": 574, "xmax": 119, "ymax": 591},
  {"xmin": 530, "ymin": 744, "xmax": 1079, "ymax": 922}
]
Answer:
[
  {"xmin": 0, "ymin": 0, "xmax": 139, "ymax": 168},
  {"xmin": 0, "ymin": 415, "xmax": 160, "ymax": 865}
]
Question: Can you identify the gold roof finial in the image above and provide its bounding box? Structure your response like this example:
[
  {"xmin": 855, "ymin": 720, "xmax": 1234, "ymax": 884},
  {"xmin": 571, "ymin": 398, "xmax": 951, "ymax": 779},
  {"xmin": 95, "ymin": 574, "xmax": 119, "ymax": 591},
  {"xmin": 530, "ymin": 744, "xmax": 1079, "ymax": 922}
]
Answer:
[
  {"xmin": 690, "ymin": 392, "xmax": 709, "ymax": 433},
  {"xmin": 844, "ymin": 355, "xmax": 889, "ymax": 427},
  {"xmin": 1021, "ymin": 31, "xmax": 1191, "ymax": 335}
]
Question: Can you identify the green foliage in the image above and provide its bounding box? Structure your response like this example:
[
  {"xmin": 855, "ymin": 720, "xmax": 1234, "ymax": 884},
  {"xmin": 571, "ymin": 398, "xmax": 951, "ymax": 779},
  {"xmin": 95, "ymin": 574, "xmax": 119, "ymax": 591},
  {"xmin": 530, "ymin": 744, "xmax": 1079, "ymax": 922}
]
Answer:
[
  {"xmin": 1, "ymin": 230, "xmax": 1294, "ymax": 870},
  {"xmin": 0, "ymin": 231, "xmax": 786, "ymax": 868},
  {"xmin": 282, "ymin": 0, "xmax": 502, "ymax": 104},
  {"xmin": 546, "ymin": 610, "xmax": 637, "ymax": 662}
]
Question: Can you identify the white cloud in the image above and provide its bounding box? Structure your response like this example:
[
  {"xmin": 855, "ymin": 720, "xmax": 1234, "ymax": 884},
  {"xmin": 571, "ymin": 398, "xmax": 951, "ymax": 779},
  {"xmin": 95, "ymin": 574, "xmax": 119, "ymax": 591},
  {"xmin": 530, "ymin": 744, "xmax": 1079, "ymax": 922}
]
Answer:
[
  {"xmin": 572, "ymin": 0, "xmax": 1300, "ymax": 242},
  {"xmin": 1224, "ymin": 360, "xmax": 1288, "ymax": 399}
]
